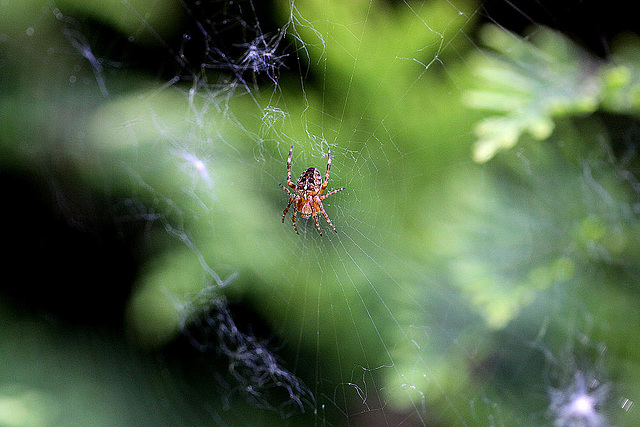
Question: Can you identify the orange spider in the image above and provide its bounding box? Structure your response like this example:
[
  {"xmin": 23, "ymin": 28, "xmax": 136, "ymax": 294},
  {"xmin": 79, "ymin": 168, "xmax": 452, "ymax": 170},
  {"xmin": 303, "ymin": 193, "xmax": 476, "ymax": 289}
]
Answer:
[{"xmin": 279, "ymin": 146, "xmax": 346, "ymax": 235}]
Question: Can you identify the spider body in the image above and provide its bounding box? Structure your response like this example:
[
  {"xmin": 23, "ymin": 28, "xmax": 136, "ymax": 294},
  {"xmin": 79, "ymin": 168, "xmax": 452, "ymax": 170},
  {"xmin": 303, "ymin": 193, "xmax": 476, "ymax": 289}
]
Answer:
[{"xmin": 280, "ymin": 146, "xmax": 345, "ymax": 235}]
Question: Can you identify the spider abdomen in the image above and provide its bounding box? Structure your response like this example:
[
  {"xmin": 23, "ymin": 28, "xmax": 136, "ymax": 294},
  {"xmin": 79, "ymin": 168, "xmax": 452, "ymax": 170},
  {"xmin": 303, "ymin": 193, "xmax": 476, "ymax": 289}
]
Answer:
[{"xmin": 297, "ymin": 167, "xmax": 322, "ymax": 192}]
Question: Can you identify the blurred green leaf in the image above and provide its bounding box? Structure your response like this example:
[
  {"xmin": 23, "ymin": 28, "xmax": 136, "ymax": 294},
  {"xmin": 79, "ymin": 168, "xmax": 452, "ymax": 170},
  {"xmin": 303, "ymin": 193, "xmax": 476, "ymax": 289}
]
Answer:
[
  {"xmin": 468, "ymin": 26, "xmax": 640, "ymax": 162},
  {"xmin": 467, "ymin": 25, "xmax": 600, "ymax": 162}
]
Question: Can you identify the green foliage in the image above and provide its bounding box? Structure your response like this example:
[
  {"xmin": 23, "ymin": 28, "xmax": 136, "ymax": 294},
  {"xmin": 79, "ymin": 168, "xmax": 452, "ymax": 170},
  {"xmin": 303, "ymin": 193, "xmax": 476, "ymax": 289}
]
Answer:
[
  {"xmin": 467, "ymin": 25, "xmax": 640, "ymax": 162},
  {"xmin": 600, "ymin": 33, "xmax": 640, "ymax": 113}
]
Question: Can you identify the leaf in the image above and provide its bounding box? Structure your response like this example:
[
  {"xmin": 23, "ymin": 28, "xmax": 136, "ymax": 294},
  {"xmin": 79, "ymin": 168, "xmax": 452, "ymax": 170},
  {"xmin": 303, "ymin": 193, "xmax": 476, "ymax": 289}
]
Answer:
[{"xmin": 466, "ymin": 25, "xmax": 600, "ymax": 162}]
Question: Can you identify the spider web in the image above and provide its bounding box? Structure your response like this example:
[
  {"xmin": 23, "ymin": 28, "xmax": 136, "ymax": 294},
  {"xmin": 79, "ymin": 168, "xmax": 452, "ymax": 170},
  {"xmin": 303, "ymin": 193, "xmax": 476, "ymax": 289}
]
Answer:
[{"xmin": 1, "ymin": 0, "xmax": 640, "ymax": 426}]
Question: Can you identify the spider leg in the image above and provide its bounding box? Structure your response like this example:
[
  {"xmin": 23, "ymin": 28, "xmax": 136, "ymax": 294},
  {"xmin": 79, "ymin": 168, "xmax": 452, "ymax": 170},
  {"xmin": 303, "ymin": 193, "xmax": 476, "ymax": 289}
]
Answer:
[
  {"xmin": 318, "ymin": 146, "xmax": 331, "ymax": 195},
  {"xmin": 319, "ymin": 186, "xmax": 346, "ymax": 200},
  {"xmin": 279, "ymin": 183, "xmax": 294, "ymax": 196},
  {"xmin": 317, "ymin": 199, "xmax": 337, "ymax": 233},
  {"xmin": 286, "ymin": 146, "xmax": 296, "ymax": 189},
  {"xmin": 281, "ymin": 197, "xmax": 294, "ymax": 223},
  {"xmin": 279, "ymin": 184, "xmax": 295, "ymax": 221},
  {"xmin": 292, "ymin": 210, "xmax": 299, "ymax": 234},
  {"xmin": 312, "ymin": 212, "xmax": 323, "ymax": 235}
]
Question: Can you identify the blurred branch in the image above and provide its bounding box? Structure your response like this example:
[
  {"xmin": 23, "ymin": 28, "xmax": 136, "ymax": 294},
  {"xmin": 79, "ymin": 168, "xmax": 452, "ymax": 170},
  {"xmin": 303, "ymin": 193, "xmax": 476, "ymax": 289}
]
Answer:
[{"xmin": 466, "ymin": 25, "xmax": 640, "ymax": 162}]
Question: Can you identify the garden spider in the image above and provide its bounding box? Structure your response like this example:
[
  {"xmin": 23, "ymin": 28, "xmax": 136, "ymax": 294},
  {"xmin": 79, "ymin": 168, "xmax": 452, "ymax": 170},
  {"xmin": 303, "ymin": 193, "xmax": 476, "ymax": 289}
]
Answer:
[{"xmin": 279, "ymin": 146, "xmax": 346, "ymax": 235}]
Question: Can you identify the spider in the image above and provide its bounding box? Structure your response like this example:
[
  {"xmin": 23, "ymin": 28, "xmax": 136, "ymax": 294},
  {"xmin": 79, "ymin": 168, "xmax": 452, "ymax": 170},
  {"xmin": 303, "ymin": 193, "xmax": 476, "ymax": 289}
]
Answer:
[{"xmin": 279, "ymin": 146, "xmax": 346, "ymax": 235}]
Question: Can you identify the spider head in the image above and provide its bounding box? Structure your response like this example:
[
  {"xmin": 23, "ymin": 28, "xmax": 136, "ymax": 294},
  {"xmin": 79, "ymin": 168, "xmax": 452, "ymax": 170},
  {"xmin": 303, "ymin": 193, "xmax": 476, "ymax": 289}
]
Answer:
[{"xmin": 300, "ymin": 201, "xmax": 313, "ymax": 218}]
